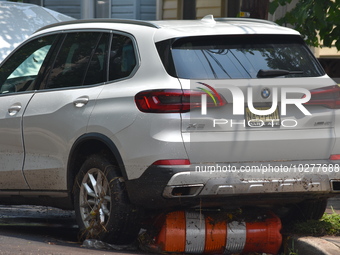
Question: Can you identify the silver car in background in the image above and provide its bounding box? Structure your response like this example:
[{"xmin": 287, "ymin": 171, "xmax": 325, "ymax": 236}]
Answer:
[{"xmin": 0, "ymin": 1, "xmax": 74, "ymax": 63}]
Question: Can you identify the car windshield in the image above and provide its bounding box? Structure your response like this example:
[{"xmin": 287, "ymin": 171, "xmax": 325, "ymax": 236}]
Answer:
[{"xmin": 157, "ymin": 35, "xmax": 324, "ymax": 79}]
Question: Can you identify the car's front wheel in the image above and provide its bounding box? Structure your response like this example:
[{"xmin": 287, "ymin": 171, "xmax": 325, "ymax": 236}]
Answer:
[{"xmin": 73, "ymin": 154, "xmax": 140, "ymax": 244}]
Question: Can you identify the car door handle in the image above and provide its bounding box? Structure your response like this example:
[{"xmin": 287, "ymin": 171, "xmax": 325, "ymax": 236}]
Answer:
[
  {"xmin": 73, "ymin": 96, "xmax": 89, "ymax": 108},
  {"xmin": 8, "ymin": 104, "xmax": 22, "ymax": 116}
]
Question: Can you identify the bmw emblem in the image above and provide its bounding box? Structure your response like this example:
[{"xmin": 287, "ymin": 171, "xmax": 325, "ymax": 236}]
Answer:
[{"xmin": 261, "ymin": 88, "xmax": 270, "ymax": 99}]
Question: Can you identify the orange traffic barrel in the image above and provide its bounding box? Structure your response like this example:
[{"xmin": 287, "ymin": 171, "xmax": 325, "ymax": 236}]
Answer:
[{"xmin": 155, "ymin": 210, "xmax": 282, "ymax": 254}]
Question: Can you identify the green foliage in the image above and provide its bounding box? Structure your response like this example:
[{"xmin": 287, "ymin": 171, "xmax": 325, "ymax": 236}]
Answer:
[
  {"xmin": 269, "ymin": 0, "xmax": 340, "ymax": 50},
  {"xmin": 285, "ymin": 239, "xmax": 299, "ymax": 255},
  {"xmin": 321, "ymin": 209, "xmax": 340, "ymax": 235}
]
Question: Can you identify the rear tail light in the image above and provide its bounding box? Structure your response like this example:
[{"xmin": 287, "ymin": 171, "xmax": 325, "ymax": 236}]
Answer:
[
  {"xmin": 329, "ymin": 154, "xmax": 340, "ymax": 160},
  {"xmin": 152, "ymin": 159, "xmax": 191, "ymax": 165},
  {"xmin": 135, "ymin": 89, "xmax": 226, "ymax": 113},
  {"xmin": 304, "ymin": 85, "xmax": 340, "ymax": 109}
]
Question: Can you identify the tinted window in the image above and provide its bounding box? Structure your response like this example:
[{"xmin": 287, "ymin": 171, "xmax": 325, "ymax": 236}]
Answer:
[
  {"xmin": 160, "ymin": 35, "xmax": 324, "ymax": 79},
  {"xmin": 84, "ymin": 33, "xmax": 110, "ymax": 85},
  {"xmin": 46, "ymin": 32, "xmax": 102, "ymax": 89},
  {"xmin": 109, "ymin": 35, "xmax": 136, "ymax": 81},
  {"xmin": 0, "ymin": 35, "xmax": 57, "ymax": 93}
]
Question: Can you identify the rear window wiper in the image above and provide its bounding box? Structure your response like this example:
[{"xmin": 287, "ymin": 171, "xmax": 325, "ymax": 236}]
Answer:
[{"xmin": 257, "ymin": 69, "xmax": 304, "ymax": 78}]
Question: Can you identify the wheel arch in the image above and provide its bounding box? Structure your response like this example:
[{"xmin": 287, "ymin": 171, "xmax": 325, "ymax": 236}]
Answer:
[{"xmin": 67, "ymin": 133, "xmax": 127, "ymax": 193}]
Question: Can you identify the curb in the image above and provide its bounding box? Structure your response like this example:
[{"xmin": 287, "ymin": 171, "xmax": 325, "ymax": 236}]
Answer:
[{"xmin": 290, "ymin": 236, "xmax": 340, "ymax": 255}]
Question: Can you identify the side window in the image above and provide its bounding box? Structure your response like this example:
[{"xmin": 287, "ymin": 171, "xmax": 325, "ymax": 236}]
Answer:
[
  {"xmin": 0, "ymin": 35, "xmax": 57, "ymax": 94},
  {"xmin": 84, "ymin": 33, "xmax": 110, "ymax": 85},
  {"xmin": 46, "ymin": 32, "xmax": 103, "ymax": 89},
  {"xmin": 109, "ymin": 35, "xmax": 137, "ymax": 81}
]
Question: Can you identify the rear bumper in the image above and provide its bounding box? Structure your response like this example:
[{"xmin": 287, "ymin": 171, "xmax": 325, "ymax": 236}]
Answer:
[{"xmin": 126, "ymin": 160, "xmax": 340, "ymax": 209}]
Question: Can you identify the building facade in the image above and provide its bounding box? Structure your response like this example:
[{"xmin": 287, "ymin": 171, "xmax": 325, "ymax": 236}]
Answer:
[{"xmin": 19, "ymin": 0, "xmax": 157, "ymax": 20}]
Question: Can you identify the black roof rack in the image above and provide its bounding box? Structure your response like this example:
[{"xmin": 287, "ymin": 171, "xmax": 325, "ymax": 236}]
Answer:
[{"xmin": 36, "ymin": 18, "xmax": 159, "ymax": 32}]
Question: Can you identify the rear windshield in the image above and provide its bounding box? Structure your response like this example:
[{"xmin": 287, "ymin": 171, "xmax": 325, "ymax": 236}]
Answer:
[{"xmin": 156, "ymin": 35, "xmax": 324, "ymax": 79}]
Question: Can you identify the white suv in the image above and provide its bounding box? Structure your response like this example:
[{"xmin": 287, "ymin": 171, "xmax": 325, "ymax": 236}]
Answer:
[{"xmin": 0, "ymin": 16, "xmax": 339, "ymax": 244}]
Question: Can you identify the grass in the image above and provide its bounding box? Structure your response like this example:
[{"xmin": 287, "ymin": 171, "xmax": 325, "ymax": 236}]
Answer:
[
  {"xmin": 278, "ymin": 209, "xmax": 339, "ymax": 255},
  {"xmin": 289, "ymin": 207, "xmax": 340, "ymax": 236}
]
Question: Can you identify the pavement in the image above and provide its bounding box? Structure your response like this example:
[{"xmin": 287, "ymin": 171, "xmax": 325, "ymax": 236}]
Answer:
[{"xmin": 289, "ymin": 195, "xmax": 340, "ymax": 255}]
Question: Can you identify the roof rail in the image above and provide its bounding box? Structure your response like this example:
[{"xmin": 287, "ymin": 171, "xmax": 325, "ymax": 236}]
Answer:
[
  {"xmin": 214, "ymin": 17, "xmax": 277, "ymax": 25},
  {"xmin": 36, "ymin": 18, "xmax": 159, "ymax": 32}
]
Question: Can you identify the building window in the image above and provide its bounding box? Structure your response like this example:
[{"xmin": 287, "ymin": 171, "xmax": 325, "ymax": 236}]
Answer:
[{"xmin": 182, "ymin": 0, "xmax": 196, "ymax": 20}]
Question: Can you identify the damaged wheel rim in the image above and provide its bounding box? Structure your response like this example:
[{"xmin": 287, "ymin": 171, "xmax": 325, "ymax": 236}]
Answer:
[{"xmin": 79, "ymin": 168, "xmax": 111, "ymax": 236}]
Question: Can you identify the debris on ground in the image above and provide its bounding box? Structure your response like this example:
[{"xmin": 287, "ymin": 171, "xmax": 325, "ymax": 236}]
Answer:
[{"xmin": 81, "ymin": 239, "xmax": 138, "ymax": 251}]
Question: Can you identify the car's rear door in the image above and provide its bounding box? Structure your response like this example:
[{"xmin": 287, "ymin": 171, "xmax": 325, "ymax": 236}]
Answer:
[{"xmin": 22, "ymin": 31, "xmax": 111, "ymax": 190}]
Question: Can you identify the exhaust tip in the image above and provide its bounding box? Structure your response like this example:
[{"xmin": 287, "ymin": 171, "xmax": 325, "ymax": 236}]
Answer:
[
  {"xmin": 331, "ymin": 180, "xmax": 340, "ymax": 192},
  {"xmin": 163, "ymin": 184, "xmax": 203, "ymax": 198}
]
